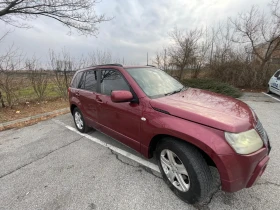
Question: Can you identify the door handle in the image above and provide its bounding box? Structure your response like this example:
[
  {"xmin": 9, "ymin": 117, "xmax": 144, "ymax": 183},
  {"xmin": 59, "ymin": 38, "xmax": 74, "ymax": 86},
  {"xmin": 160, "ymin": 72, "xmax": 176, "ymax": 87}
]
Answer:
[
  {"xmin": 96, "ymin": 98, "xmax": 103, "ymax": 103},
  {"xmin": 96, "ymin": 96, "xmax": 103, "ymax": 103}
]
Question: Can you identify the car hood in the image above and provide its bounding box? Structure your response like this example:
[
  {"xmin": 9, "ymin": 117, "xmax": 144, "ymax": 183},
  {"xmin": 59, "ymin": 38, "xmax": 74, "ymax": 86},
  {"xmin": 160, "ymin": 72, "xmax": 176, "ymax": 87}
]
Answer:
[{"xmin": 149, "ymin": 88, "xmax": 255, "ymax": 133}]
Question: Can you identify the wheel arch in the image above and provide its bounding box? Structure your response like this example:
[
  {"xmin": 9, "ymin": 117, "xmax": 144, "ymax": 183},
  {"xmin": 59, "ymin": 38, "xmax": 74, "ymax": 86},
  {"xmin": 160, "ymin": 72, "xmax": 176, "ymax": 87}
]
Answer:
[
  {"xmin": 148, "ymin": 134, "xmax": 217, "ymax": 168},
  {"xmin": 70, "ymin": 104, "xmax": 77, "ymax": 115}
]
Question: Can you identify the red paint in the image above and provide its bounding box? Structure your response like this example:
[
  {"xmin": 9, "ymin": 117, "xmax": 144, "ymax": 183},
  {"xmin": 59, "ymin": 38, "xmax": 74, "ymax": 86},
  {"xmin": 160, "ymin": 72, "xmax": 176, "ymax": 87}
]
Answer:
[
  {"xmin": 150, "ymin": 88, "xmax": 255, "ymax": 133},
  {"xmin": 111, "ymin": 90, "xmax": 133, "ymax": 103},
  {"xmin": 69, "ymin": 65, "xmax": 270, "ymax": 193}
]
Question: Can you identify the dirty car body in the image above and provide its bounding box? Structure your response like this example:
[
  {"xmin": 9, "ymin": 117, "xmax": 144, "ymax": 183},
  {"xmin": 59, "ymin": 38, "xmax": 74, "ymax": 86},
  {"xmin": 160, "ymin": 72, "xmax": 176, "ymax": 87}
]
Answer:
[{"xmin": 69, "ymin": 65, "xmax": 271, "ymax": 204}]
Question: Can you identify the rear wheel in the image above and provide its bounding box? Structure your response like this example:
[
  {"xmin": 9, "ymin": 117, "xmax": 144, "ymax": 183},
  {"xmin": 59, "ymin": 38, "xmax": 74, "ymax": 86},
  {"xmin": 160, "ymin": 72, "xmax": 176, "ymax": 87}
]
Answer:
[
  {"xmin": 156, "ymin": 138, "xmax": 212, "ymax": 204},
  {"xmin": 73, "ymin": 107, "xmax": 90, "ymax": 133}
]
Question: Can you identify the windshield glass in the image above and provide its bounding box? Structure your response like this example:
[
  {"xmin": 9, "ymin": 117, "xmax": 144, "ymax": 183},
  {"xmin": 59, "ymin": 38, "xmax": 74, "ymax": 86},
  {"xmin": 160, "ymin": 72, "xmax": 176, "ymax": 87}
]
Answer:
[{"xmin": 126, "ymin": 67, "xmax": 184, "ymax": 98}]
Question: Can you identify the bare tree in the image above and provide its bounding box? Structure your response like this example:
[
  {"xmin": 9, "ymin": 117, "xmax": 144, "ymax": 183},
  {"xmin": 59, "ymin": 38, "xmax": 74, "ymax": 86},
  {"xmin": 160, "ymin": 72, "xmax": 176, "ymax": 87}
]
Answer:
[
  {"xmin": 49, "ymin": 49, "xmax": 74, "ymax": 99},
  {"xmin": 0, "ymin": 45, "xmax": 23, "ymax": 108},
  {"xmin": 0, "ymin": 30, "xmax": 10, "ymax": 107},
  {"xmin": 0, "ymin": 0, "xmax": 110, "ymax": 36},
  {"xmin": 153, "ymin": 49, "xmax": 168, "ymax": 71},
  {"xmin": 26, "ymin": 57, "xmax": 49, "ymax": 101},
  {"xmin": 87, "ymin": 49, "xmax": 113, "ymax": 66},
  {"xmin": 0, "ymin": 91, "xmax": 4, "ymax": 107},
  {"xmin": 271, "ymin": 0, "xmax": 280, "ymax": 20},
  {"xmin": 213, "ymin": 22, "xmax": 236, "ymax": 63},
  {"xmin": 168, "ymin": 27, "xmax": 203, "ymax": 81},
  {"xmin": 0, "ymin": 30, "xmax": 10, "ymax": 42},
  {"xmin": 189, "ymin": 29, "xmax": 212, "ymax": 78},
  {"xmin": 230, "ymin": 3, "xmax": 280, "ymax": 72}
]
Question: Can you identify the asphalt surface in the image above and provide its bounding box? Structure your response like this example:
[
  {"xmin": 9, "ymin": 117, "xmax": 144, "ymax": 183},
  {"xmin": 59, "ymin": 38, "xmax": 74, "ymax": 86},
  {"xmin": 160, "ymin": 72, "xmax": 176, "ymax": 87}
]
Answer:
[
  {"xmin": 240, "ymin": 92, "xmax": 280, "ymax": 103},
  {"xmin": 0, "ymin": 92, "xmax": 279, "ymax": 210}
]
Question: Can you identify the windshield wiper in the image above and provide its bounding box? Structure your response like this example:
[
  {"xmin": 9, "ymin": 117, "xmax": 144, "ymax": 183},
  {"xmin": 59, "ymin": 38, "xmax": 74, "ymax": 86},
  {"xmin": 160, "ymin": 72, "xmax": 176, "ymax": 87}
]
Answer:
[{"xmin": 165, "ymin": 87, "xmax": 187, "ymax": 96}]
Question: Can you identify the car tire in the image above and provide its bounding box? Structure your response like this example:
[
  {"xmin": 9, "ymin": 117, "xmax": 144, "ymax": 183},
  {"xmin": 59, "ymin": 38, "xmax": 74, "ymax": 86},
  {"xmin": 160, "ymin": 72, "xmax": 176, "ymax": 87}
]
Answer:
[
  {"xmin": 156, "ymin": 138, "xmax": 212, "ymax": 204},
  {"xmin": 73, "ymin": 107, "xmax": 90, "ymax": 133},
  {"xmin": 267, "ymin": 85, "xmax": 272, "ymax": 94}
]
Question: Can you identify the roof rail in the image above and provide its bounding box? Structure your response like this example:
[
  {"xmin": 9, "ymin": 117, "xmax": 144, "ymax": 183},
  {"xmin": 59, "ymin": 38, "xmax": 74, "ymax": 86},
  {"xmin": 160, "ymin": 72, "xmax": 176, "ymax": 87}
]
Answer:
[
  {"xmin": 96, "ymin": 63, "xmax": 123, "ymax": 67},
  {"xmin": 146, "ymin": 65, "xmax": 156, "ymax": 67}
]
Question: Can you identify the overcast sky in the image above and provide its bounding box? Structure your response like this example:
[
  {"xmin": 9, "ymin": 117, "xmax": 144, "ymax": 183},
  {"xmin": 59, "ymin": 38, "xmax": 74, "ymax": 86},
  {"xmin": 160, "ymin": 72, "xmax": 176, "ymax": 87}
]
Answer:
[{"xmin": 0, "ymin": 0, "xmax": 271, "ymax": 66}]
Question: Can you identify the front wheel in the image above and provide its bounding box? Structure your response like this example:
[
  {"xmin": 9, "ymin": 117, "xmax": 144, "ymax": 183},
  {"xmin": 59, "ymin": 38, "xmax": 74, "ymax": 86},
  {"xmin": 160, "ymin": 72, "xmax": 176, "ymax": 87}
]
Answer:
[
  {"xmin": 267, "ymin": 85, "xmax": 272, "ymax": 94},
  {"xmin": 156, "ymin": 138, "xmax": 213, "ymax": 204}
]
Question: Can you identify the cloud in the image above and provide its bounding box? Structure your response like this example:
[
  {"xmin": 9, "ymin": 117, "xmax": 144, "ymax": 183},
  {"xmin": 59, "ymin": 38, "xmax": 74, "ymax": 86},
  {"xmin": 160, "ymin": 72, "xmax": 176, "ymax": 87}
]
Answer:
[{"xmin": 0, "ymin": 0, "xmax": 271, "ymax": 66}]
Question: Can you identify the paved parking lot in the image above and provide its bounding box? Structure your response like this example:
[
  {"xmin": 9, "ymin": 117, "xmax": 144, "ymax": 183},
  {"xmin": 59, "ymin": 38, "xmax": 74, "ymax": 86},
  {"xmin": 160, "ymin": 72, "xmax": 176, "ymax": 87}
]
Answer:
[
  {"xmin": 0, "ymin": 92, "xmax": 279, "ymax": 210},
  {"xmin": 240, "ymin": 92, "xmax": 280, "ymax": 103}
]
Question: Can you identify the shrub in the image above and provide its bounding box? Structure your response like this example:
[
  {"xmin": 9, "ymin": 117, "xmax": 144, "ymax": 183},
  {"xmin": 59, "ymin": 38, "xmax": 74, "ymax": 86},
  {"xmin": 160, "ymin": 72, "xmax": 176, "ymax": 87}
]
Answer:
[{"xmin": 182, "ymin": 78, "xmax": 242, "ymax": 98}]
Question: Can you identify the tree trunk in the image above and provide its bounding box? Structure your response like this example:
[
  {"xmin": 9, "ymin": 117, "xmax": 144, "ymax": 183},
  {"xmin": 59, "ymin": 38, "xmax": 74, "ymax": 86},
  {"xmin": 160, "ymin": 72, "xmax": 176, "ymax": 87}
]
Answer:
[
  {"xmin": 259, "ymin": 61, "xmax": 266, "ymax": 72},
  {"xmin": 179, "ymin": 67, "xmax": 184, "ymax": 81},
  {"xmin": 0, "ymin": 91, "xmax": 5, "ymax": 108}
]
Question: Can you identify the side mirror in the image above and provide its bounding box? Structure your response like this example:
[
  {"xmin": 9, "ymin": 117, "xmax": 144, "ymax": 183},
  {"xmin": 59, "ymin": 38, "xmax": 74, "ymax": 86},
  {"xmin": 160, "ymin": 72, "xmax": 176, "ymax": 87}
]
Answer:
[{"xmin": 111, "ymin": 90, "xmax": 133, "ymax": 103}]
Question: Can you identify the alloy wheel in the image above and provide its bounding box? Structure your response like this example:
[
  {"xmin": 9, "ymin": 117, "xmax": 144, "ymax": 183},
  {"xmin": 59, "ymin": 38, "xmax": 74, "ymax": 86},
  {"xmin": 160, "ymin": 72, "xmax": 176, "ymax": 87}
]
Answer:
[
  {"xmin": 160, "ymin": 149, "xmax": 190, "ymax": 192},
  {"xmin": 74, "ymin": 111, "xmax": 83, "ymax": 130}
]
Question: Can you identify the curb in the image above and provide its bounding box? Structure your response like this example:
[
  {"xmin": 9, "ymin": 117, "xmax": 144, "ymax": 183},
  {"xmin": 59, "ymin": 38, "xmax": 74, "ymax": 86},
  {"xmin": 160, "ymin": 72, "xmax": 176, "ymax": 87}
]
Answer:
[{"xmin": 0, "ymin": 108, "xmax": 69, "ymax": 130}]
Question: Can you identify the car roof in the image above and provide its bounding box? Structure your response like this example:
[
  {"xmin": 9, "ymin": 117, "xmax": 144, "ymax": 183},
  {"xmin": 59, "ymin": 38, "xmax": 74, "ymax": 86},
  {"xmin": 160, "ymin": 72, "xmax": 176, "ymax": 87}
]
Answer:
[
  {"xmin": 124, "ymin": 65, "xmax": 156, "ymax": 69},
  {"xmin": 75, "ymin": 64, "xmax": 156, "ymax": 73}
]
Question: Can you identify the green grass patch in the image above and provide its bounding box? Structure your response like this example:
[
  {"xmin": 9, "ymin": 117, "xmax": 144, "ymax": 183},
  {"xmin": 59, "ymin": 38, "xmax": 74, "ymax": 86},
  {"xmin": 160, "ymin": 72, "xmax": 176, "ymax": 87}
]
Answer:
[
  {"xmin": 17, "ymin": 82, "xmax": 60, "ymax": 100},
  {"xmin": 1, "ymin": 82, "xmax": 62, "ymax": 104},
  {"xmin": 183, "ymin": 78, "xmax": 242, "ymax": 98}
]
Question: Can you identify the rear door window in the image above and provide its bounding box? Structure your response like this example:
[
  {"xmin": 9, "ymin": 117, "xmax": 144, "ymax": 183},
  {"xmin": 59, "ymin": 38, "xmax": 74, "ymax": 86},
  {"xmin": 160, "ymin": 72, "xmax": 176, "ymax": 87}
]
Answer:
[
  {"xmin": 100, "ymin": 70, "xmax": 130, "ymax": 95},
  {"xmin": 80, "ymin": 70, "xmax": 98, "ymax": 92}
]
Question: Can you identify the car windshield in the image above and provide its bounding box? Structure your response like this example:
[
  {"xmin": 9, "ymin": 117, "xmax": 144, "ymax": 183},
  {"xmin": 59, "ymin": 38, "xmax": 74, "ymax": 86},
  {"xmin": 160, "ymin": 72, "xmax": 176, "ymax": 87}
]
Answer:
[{"xmin": 125, "ymin": 67, "xmax": 185, "ymax": 98}]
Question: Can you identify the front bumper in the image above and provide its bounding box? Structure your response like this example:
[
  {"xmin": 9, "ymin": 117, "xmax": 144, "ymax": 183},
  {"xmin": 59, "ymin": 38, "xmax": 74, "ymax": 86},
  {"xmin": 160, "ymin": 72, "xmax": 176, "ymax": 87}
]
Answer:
[
  {"xmin": 221, "ymin": 155, "xmax": 269, "ymax": 192},
  {"xmin": 246, "ymin": 156, "xmax": 269, "ymax": 188},
  {"xmin": 219, "ymin": 144, "xmax": 270, "ymax": 193}
]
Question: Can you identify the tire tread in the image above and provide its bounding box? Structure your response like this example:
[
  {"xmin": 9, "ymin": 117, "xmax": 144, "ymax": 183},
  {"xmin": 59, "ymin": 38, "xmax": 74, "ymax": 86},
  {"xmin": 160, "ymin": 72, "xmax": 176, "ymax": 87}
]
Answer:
[{"xmin": 156, "ymin": 137, "xmax": 213, "ymax": 204}]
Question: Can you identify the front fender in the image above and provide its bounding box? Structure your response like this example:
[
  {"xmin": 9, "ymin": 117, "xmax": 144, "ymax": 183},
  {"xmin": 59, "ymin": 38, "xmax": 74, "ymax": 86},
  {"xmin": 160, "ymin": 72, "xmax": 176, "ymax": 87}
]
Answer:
[{"xmin": 141, "ymin": 110, "xmax": 235, "ymax": 181}]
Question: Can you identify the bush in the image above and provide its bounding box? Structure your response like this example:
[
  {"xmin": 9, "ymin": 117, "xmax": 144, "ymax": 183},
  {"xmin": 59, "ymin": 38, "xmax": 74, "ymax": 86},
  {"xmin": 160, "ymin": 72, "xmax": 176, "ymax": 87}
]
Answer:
[
  {"xmin": 208, "ymin": 60, "xmax": 279, "ymax": 88},
  {"xmin": 182, "ymin": 78, "xmax": 242, "ymax": 98}
]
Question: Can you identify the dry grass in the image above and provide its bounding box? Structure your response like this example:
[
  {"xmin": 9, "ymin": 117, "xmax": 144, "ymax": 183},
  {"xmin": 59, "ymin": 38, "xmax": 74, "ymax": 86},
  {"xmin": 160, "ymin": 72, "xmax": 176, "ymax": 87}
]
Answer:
[
  {"xmin": 0, "ymin": 109, "xmax": 69, "ymax": 131},
  {"xmin": 0, "ymin": 98, "xmax": 69, "ymax": 123}
]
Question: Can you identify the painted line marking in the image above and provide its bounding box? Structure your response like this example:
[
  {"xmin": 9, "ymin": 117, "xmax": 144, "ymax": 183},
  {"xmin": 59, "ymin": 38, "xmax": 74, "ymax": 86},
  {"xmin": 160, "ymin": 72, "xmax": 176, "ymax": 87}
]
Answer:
[
  {"xmin": 262, "ymin": 92, "xmax": 280, "ymax": 102},
  {"xmin": 52, "ymin": 119, "xmax": 160, "ymax": 173}
]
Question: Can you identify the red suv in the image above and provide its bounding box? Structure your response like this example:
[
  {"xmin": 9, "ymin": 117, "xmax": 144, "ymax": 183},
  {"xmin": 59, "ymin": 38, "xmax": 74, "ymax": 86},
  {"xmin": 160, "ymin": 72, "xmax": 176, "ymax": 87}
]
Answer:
[{"xmin": 69, "ymin": 64, "xmax": 271, "ymax": 204}]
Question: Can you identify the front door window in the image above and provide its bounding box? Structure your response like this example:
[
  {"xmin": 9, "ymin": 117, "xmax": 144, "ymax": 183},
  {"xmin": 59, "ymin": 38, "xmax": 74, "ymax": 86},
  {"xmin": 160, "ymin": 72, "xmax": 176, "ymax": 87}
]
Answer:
[{"xmin": 100, "ymin": 70, "xmax": 130, "ymax": 95}]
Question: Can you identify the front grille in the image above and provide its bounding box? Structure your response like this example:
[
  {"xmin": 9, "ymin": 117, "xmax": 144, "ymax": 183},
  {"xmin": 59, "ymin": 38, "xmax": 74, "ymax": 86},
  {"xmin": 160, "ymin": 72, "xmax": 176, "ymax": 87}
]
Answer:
[{"xmin": 255, "ymin": 120, "xmax": 268, "ymax": 145}]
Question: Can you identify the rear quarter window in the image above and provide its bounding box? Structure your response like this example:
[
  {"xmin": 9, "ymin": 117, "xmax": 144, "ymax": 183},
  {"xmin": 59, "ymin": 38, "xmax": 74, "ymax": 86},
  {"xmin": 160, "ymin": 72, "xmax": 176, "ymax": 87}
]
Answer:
[{"xmin": 71, "ymin": 72, "xmax": 83, "ymax": 88}]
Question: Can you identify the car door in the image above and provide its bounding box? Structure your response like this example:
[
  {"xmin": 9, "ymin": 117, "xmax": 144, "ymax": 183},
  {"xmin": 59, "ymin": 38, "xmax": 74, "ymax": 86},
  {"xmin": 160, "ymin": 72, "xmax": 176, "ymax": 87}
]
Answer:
[
  {"xmin": 96, "ymin": 69, "xmax": 142, "ymax": 152},
  {"xmin": 276, "ymin": 71, "xmax": 280, "ymax": 95},
  {"xmin": 78, "ymin": 69, "xmax": 100, "ymax": 128},
  {"xmin": 270, "ymin": 70, "xmax": 280, "ymax": 94}
]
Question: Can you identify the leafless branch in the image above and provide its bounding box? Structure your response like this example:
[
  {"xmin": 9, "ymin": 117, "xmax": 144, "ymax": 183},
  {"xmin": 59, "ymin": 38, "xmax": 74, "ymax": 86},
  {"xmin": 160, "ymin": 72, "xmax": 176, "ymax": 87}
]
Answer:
[
  {"xmin": 168, "ymin": 27, "xmax": 203, "ymax": 80},
  {"xmin": 26, "ymin": 57, "xmax": 49, "ymax": 101},
  {"xmin": 0, "ymin": 0, "xmax": 111, "ymax": 36},
  {"xmin": 0, "ymin": 45, "xmax": 24, "ymax": 107}
]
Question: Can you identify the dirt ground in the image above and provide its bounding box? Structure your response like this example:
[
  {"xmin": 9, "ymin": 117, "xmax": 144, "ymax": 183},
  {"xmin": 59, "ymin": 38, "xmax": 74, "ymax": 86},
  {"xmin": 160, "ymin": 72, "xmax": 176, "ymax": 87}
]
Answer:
[{"xmin": 0, "ymin": 98, "xmax": 69, "ymax": 123}]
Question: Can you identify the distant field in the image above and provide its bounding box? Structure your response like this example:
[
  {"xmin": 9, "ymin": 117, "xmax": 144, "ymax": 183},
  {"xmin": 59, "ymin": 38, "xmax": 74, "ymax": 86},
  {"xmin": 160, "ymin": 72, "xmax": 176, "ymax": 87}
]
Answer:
[{"xmin": 0, "ymin": 71, "xmax": 74, "ymax": 105}]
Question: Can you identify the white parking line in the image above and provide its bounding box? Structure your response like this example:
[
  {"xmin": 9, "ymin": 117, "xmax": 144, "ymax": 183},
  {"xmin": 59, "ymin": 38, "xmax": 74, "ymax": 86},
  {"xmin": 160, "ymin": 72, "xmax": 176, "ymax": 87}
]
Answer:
[
  {"xmin": 262, "ymin": 92, "xmax": 280, "ymax": 102},
  {"xmin": 52, "ymin": 119, "xmax": 160, "ymax": 173}
]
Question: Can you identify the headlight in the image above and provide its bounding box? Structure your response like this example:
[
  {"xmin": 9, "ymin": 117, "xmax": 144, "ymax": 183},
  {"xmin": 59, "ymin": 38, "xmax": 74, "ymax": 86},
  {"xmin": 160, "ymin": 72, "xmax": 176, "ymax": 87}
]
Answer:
[{"xmin": 225, "ymin": 129, "xmax": 263, "ymax": 155}]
